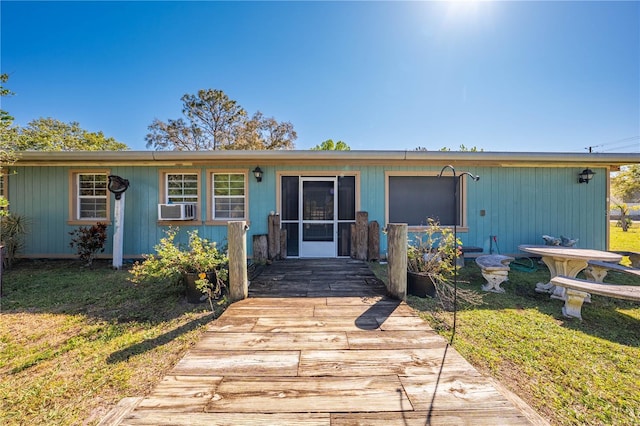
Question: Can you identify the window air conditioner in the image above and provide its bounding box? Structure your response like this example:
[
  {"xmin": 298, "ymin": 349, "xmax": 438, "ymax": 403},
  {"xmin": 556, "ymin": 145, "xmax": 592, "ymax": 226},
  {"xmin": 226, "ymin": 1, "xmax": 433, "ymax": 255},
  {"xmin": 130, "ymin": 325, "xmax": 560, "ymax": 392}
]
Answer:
[{"xmin": 158, "ymin": 203, "xmax": 197, "ymax": 220}]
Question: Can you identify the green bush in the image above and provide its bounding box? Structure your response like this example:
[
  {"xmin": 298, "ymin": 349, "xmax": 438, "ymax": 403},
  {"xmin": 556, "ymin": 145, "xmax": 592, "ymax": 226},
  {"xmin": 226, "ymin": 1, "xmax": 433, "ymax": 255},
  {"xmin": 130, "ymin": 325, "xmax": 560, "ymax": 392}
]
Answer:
[{"xmin": 129, "ymin": 228, "xmax": 228, "ymax": 308}]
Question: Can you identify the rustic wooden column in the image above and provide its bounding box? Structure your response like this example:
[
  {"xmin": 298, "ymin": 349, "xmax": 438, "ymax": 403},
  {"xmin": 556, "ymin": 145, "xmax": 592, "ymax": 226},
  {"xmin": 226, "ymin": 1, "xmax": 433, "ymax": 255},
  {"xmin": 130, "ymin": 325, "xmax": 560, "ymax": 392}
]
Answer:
[
  {"xmin": 368, "ymin": 220, "xmax": 380, "ymax": 261},
  {"xmin": 228, "ymin": 221, "xmax": 248, "ymax": 302},
  {"xmin": 355, "ymin": 211, "xmax": 369, "ymax": 261},
  {"xmin": 387, "ymin": 223, "xmax": 407, "ymax": 301},
  {"xmin": 279, "ymin": 229, "xmax": 288, "ymax": 260},
  {"xmin": 268, "ymin": 213, "xmax": 281, "ymax": 260},
  {"xmin": 350, "ymin": 224, "xmax": 357, "ymax": 258},
  {"xmin": 252, "ymin": 235, "xmax": 268, "ymax": 264}
]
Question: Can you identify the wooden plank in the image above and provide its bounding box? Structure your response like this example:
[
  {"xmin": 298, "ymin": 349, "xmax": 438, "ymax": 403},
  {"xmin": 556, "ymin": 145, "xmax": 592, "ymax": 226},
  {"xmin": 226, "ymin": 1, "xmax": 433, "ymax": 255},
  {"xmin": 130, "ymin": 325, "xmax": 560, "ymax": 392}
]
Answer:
[
  {"xmin": 298, "ymin": 348, "xmax": 473, "ymax": 377},
  {"xmin": 377, "ymin": 315, "xmax": 434, "ymax": 331},
  {"xmin": 233, "ymin": 297, "xmax": 326, "ymax": 307},
  {"xmin": 252, "ymin": 317, "xmax": 379, "ymax": 332},
  {"xmin": 206, "ymin": 316, "xmax": 257, "ymax": 332},
  {"xmin": 346, "ymin": 330, "xmax": 445, "ymax": 350},
  {"xmin": 196, "ymin": 332, "xmax": 349, "ymax": 350},
  {"xmin": 172, "ymin": 351, "xmax": 300, "ymax": 376},
  {"xmin": 223, "ymin": 306, "xmax": 315, "ymax": 318},
  {"xmin": 135, "ymin": 376, "xmax": 222, "ymax": 412},
  {"xmin": 399, "ymin": 373, "xmax": 521, "ymax": 411},
  {"xmin": 331, "ymin": 410, "xmax": 532, "ymax": 425},
  {"xmin": 121, "ymin": 412, "xmax": 330, "ymax": 426},
  {"xmin": 205, "ymin": 376, "xmax": 413, "ymax": 413},
  {"xmin": 313, "ymin": 303, "xmax": 417, "ymax": 318},
  {"xmin": 324, "ymin": 296, "xmax": 387, "ymax": 306},
  {"xmin": 98, "ymin": 397, "xmax": 143, "ymax": 426}
]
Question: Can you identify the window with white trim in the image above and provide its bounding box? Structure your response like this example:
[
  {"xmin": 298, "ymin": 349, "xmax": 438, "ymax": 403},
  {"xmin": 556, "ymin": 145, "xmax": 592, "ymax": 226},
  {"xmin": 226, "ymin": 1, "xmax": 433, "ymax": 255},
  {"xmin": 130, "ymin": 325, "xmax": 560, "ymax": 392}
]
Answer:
[
  {"xmin": 77, "ymin": 173, "xmax": 108, "ymax": 220},
  {"xmin": 166, "ymin": 173, "xmax": 199, "ymax": 204},
  {"xmin": 212, "ymin": 173, "xmax": 246, "ymax": 220}
]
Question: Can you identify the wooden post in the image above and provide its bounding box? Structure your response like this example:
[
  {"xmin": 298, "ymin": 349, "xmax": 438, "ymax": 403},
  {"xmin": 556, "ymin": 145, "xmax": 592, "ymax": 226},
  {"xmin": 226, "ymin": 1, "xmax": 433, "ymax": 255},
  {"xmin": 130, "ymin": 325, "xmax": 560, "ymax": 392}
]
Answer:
[
  {"xmin": 355, "ymin": 211, "xmax": 368, "ymax": 261},
  {"xmin": 279, "ymin": 229, "xmax": 287, "ymax": 260},
  {"xmin": 387, "ymin": 223, "xmax": 407, "ymax": 301},
  {"xmin": 268, "ymin": 213, "xmax": 281, "ymax": 260},
  {"xmin": 252, "ymin": 235, "xmax": 268, "ymax": 264},
  {"xmin": 368, "ymin": 220, "xmax": 380, "ymax": 261},
  {"xmin": 228, "ymin": 221, "xmax": 248, "ymax": 302},
  {"xmin": 350, "ymin": 224, "xmax": 357, "ymax": 259}
]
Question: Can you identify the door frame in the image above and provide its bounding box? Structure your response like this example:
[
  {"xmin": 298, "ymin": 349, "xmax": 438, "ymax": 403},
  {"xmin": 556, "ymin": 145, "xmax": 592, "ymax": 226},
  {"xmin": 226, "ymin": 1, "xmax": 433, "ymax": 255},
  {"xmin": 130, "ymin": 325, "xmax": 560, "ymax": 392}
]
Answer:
[
  {"xmin": 277, "ymin": 171, "xmax": 361, "ymax": 258},
  {"xmin": 299, "ymin": 177, "xmax": 337, "ymax": 257}
]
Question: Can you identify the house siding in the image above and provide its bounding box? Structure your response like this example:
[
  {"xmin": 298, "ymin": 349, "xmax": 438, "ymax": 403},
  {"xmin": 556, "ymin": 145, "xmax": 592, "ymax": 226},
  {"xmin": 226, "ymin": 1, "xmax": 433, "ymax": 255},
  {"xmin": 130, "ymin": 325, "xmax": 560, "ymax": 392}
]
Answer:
[{"xmin": 8, "ymin": 163, "xmax": 608, "ymax": 259}]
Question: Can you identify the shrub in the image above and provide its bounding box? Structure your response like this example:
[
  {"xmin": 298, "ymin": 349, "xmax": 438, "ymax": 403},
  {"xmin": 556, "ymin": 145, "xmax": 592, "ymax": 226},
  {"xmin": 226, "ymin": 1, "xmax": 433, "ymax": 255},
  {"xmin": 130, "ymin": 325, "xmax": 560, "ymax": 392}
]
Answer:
[
  {"xmin": 69, "ymin": 222, "xmax": 108, "ymax": 267},
  {"xmin": 129, "ymin": 228, "xmax": 228, "ymax": 308},
  {"xmin": 0, "ymin": 213, "xmax": 28, "ymax": 268}
]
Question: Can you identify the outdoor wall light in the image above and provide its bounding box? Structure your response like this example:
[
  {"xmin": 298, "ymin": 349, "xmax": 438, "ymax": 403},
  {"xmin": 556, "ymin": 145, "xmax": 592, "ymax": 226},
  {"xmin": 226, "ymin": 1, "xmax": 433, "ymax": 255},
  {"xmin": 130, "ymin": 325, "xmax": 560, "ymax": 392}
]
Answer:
[
  {"xmin": 578, "ymin": 168, "xmax": 595, "ymax": 184},
  {"xmin": 252, "ymin": 166, "xmax": 263, "ymax": 183}
]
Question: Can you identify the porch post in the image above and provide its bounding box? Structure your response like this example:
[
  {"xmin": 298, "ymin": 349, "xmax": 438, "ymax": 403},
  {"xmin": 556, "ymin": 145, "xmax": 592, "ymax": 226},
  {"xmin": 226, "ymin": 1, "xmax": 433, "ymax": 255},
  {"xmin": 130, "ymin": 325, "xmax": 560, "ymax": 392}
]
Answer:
[
  {"xmin": 228, "ymin": 221, "xmax": 248, "ymax": 302},
  {"xmin": 387, "ymin": 223, "xmax": 407, "ymax": 301}
]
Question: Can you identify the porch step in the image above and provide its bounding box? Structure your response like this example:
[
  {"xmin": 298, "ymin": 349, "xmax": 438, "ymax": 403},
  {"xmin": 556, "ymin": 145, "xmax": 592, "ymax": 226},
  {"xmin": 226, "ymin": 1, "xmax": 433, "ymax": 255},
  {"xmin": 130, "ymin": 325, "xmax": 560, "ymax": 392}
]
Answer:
[{"xmin": 97, "ymin": 396, "xmax": 143, "ymax": 426}]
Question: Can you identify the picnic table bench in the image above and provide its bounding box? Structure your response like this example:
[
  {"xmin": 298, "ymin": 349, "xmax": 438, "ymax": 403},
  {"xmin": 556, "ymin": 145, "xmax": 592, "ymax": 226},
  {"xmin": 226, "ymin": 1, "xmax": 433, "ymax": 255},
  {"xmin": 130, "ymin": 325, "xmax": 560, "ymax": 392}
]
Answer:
[
  {"xmin": 550, "ymin": 275, "xmax": 640, "ymax": 320},
  {"xmin": 583, "ymin": 260, "xmax": 640, "ymax": 283},
  {"xmin": 612, "ymin": 250, "xmax": 640, "ymax": 268},
  {"xmin": 475, "ymin": 254, "xmax": 514, "ymax": 293}
]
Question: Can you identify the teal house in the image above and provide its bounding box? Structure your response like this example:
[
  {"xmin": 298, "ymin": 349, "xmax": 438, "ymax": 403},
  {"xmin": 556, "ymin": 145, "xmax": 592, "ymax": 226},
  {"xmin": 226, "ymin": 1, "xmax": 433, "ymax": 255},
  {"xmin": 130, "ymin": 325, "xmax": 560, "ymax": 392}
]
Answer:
[{"xmin": 3, "ymin": 150, "xmax": 637, "ymax": 260}]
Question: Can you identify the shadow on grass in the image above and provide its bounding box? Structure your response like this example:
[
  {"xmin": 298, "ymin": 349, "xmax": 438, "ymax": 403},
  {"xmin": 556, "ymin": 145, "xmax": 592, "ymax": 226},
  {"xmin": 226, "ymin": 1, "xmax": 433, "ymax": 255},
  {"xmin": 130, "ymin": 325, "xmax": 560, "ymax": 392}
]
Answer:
[{"xmin": 107, "ymin": 312, "xmax": 216, "ymax": 364}]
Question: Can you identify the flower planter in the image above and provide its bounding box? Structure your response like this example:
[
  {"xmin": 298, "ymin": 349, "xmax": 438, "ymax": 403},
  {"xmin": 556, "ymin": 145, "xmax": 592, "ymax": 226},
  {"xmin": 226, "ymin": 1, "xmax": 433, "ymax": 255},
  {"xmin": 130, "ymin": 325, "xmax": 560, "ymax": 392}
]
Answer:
[
  {"xmin": 183, "ymin": 273, "xmax": 205, "ymax": 304},
  {"xmin": 407, "ymin": 271, "xmax": 436, "ymax": 298}
]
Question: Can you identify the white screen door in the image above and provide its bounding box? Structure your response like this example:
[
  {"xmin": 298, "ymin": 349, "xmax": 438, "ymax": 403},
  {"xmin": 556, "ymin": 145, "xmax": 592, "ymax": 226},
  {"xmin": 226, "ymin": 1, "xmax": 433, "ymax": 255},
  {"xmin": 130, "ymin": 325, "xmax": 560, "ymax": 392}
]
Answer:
[{"xmin": 299, "ymin": 177, "xmax": 337, "ymax": 257}]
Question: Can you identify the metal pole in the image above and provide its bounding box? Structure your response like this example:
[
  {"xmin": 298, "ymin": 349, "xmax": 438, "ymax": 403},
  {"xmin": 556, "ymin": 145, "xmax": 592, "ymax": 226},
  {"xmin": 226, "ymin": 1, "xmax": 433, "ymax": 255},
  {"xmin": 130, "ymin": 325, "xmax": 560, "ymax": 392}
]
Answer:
[{"xmin": 438, "ymin": 165, "xmax": 480, "ymax": 344}]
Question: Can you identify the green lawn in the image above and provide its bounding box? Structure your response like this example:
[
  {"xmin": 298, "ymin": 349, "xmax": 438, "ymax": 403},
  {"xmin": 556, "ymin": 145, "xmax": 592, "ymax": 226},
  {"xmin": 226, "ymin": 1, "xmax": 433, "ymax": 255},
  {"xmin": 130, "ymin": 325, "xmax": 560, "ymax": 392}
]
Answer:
[{"xmin": 0, "ymin": 260, "xmax": 227, "ymax": 425}]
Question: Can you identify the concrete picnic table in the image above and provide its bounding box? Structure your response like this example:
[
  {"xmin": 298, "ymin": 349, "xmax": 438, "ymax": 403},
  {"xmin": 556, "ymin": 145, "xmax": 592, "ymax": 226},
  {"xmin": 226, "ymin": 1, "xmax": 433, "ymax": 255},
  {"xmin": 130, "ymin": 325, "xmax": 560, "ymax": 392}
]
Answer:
[{"xmin": 517, "ymin": 245, "xmax": 622, "ymax": 300}]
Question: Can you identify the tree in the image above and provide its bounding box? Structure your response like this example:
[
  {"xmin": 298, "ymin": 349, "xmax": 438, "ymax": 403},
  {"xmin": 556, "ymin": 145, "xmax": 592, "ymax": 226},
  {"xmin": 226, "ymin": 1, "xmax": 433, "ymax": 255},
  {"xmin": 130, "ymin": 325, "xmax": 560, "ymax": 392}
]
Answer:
[
  {"xmin": 13, "ymin": 118, "xmax": 128, "ymax": 151},
  {"xmin": 234, "ymin": 111, "xmax": 297, "ymax": 150},
  {"xmin": 146, "ymin": 89, "xmax": 296, "ymax": 151},
  {"xmin": 439, "ymin": 144, "xmax": 483, "ymax": 152},
  {"xmin": 611, "ymin": 164, "xmax": 640, "ymax": 202},
  {"xmin": 1, "ymin": 74, "xmax": 17, "ymax": 213},
  {"xmin": 311, "ymin": 139, "xmax": 351, "ymax": 151}
]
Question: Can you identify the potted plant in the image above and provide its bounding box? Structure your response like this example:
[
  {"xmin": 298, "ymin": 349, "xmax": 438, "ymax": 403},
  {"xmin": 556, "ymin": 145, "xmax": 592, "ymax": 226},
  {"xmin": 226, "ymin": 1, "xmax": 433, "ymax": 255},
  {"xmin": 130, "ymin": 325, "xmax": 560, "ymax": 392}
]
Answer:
[
  {"xmin": 406, "ymin": 219, "xmax": 457, "ymax": 298},
  {"xmin": 130, "ymin": 228, "xmax": 228, "ymax": 307},
  {"xmin": 406, "ymin": 219, "xmax": 482, "ymax": 308}
]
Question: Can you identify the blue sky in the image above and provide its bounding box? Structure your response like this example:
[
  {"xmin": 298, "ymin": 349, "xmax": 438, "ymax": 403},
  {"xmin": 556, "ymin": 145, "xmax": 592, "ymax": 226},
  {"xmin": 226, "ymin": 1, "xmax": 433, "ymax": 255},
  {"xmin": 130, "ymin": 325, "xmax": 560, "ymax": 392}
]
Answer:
[{"xmin": 2, "ymin": 1, "xmax": 639, "ymax": 152}]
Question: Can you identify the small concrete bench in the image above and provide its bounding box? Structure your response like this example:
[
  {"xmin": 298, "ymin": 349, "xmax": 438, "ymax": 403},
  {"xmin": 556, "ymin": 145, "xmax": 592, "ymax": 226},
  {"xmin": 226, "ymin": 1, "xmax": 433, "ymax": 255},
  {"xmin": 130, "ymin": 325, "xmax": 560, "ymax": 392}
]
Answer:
[
  {"xmin": 550, "ymin": 275, "xmax": 640, "ymax": 320},
  {"xmin": 583, "ymin": 260, "xmax": 640, "ymax": 283},
  {"xmin": 612, "ymin": 251, "xmax": 640, "ymax": 268},
  {"xmin": 475, "ymin": 254, "xmax": 514, "ymax": 293}
]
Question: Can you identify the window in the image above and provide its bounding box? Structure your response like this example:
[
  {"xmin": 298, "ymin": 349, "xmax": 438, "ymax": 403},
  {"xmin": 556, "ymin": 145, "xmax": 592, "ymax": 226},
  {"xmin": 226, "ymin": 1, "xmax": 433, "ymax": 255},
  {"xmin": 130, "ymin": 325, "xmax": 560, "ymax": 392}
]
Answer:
[
  {"xmin": 386, "ymin": 172, "xmax": 467, "ymax": 230},
  {"xmin": 166, "ymin": 173, "xmax": 199, "ymax": 204},
  {"xmin": 158, "ymin": 169, "xmax": 202, "ymax": 223},
  {"xmin": 208, "ymin": 171, "xmax": 247, "ymax": 222},
  {"xmin": 68, "ymin": 170, "xmax": 110, "ymax": 223}
]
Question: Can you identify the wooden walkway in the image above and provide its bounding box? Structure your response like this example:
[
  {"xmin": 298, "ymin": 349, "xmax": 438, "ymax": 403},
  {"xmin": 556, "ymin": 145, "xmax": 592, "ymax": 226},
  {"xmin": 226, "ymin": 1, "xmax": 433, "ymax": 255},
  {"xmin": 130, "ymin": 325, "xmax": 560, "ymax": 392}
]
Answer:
[{"xmin": 112, "ymin": 259, "xmax": 546, "ymax": 425}]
